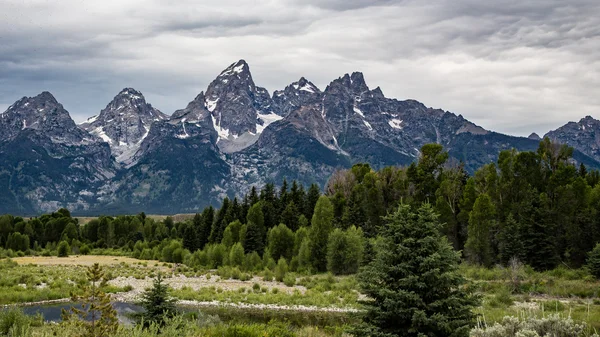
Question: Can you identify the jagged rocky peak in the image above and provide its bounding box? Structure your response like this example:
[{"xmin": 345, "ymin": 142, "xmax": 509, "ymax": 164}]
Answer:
[
  {"xmin": 272, "ymin": 77, "xmax": 322, "ymax": 117},
  {"xmin": 80, "ymin": 88, "xmax": 167, "ymax": 164},
  {"xmin": 544, "ymin": 115, "xmax": 600, "ymax": 161},
  {"xmin": 0, "ymin": 91, "xmax": 91, "ymax": 144},
  {"xmin": 203, "ymin": 60, "xmax": 281, "ymax": 153}
]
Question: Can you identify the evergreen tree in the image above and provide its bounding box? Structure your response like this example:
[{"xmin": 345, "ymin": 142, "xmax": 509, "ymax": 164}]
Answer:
[
  {"xmin": 309, "ymin": 196, "xmax": 334, "ymax": 272},
  {"xmin": 62, "ymin": 263, "xmax": 118, "ymax": 337},
  {"xmin": 586, "ymin": 243, "xmax": 600, "ymax": 279},
  {"xmin": 210, "ymin": 197, "xmax": 231, "ymax": 243},
  {"xmin": 182, "ymin": 224, "xmax": 198, "ymax": 252},
  {"xmin": 280, "ymin": 201, "xmax": 300, "ymax": 231},
  {"xmin": 198, "ymin": 207, "xmax": 214, "ymax": 249},
  {"xmin": 139, "ymin": 273, "xmax": 177, "ymax": 326},
  {"xmin": 498, "ymin": 213, "xmax": 525, "ymax": 265},
  {"xmin": 249, "ymin": 185, "xmax": 261, "ymax": 205},
  {"xmin": 304, "ymin": 183, "xmax": 321, "ymax": 220},
  {"xmin": 353, "ymin": 204, "xmax": 479, "ymax": 337},
  {"xmin": 244, "ymin": 203, "xmax": 266, "ymax": 255}
]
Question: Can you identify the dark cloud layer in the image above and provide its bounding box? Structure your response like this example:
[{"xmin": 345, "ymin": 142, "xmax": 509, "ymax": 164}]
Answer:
[{"xmin": 0, "ymin": 0, "xmax": 598, "ymax": 136}]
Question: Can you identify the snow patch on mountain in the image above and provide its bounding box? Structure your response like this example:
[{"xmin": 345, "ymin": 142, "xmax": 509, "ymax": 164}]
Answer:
[{"xmin": 388, "ymin": 119, "xmax": 403, "ymax": 129}]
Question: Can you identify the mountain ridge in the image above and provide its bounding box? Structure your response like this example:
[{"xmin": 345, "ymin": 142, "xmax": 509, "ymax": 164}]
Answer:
[{"xmin": 1, "ymin": 60, "xmax": 598, "ymax": 215}]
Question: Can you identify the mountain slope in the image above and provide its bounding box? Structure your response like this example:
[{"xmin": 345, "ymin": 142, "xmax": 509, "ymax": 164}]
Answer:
[
  {"xmin": 545, "ymin": 116, "xmax": 600, "ymax": 162},
  {"xmin": 97, "ymin": 93, "xmax": 229, "ymax": 214},
  {"xmin": 80, "ymin": 88, "xmax": 167, "ymax": 165},
  {"xmin": 0, "ymin": 92, "xmax": 116, "ymax": 214}
]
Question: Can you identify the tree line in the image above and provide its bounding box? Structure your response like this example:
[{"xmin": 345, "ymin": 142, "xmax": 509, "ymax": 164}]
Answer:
[{"xmin": 2, "ymin": 138, "xmax": 600, "ymax": 273}]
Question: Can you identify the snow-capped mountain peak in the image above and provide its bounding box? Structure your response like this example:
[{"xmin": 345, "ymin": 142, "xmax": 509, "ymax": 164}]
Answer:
[{"xmin": 80, "ymin": 88, "xmax": 167, "ymax": 164}]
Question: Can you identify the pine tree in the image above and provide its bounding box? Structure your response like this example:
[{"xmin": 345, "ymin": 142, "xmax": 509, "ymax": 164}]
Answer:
[
  {"xmin": 210, "ymin": 198, "xmax": 230, "ymax": 243},
  {"xmin": 304, "ymin": 184, "xmax": 321, "ymax": 220},
  {"xmin": 198, "ymin": 207, "xmax": 214, "ymax": 249},
  {"xmin": 498, "ymin": 213, "xmax": 525, "ymax": 265},
  {"xmin": 182, "ymin": 224, "xmax": 198, "ymax": 252},
  {"xmin": 62, "ymin": 263, "xmax": 118, "ymax": 337},
  {"xmin": 353, "ymin": 204, "xmax": 479, "ymax": 337},
  {"xmin": 280, "ymin": 201, "xmax": 300, "ymax": 231},
  {"xmin": 244, "ymin": 203, "xmax": 266, "ymax": 255},
  {"xmin": 309, "ymin": 196, "xmax": 334, "ymax": 272},
  {"xmin": 586, "ymin": 243, "xmax": 600, "ymax": 279},
  {"xmin": 139, "ymin": 273, "xmax": 177, "ymax": 326}
]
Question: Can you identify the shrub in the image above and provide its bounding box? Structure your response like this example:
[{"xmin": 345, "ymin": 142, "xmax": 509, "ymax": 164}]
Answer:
[
  {"xmin": 79, "ymin": 244, "xmax": 91, "ymax": 255},
  {"xmin": 57, "ymin": 241, "xmax": 70, "ymax": 257},
  {"xmin": 275, "ymin": 257, "xmax": 288, "ymax": 282},
  {"xmin": 0, "ymin": 308, "xmax": 31, "ymax": 336},
  {"xmin": 262, "ymin": 269, "xmax": 274, "ymax": 282},
  {"xmin": 586, "ymin": 243, "xmax": 600, "ymax": 279},
  {"xmin": 283, "ymin": 274, "xmax": 296, "ymax": 287},
  {"xmin": 471, "ymin": 314, "xmax": 592, "ymax": 337}
]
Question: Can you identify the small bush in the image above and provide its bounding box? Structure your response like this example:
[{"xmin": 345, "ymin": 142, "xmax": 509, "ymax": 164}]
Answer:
[
  {"xmin": 252, "ymin": 283, "xmax": 261, "ymax": 292},
  {"xmin": 57, "ymin": 241, "xmax": 70, "ymax": 257},
  {"xmin": 275, "ymin": 258, "xmax": 288, "ymax": 282},
  {"xmin": 262, "ymin": 269, "xmax": 274, "ymax": 282},
  {"xmin": 283, "ymin": 274, "xmax": 296, "ymax": 287},
  {"xmin": 471, "ymin": 314, "xmax": 592, "ymax": 337}
]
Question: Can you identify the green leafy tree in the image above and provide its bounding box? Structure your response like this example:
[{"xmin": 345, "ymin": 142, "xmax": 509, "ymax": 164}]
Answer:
[
  {"xmin": 139, "ymin": 273, "xmax": 177, "ymax": 326},
  {"xmin": 229, "ymin": 242, "xmax": 245, "ymax": 267},
  {"xmin": 326, "ymin": 226, "xmax": 364, "ymax": 275},
  {"xmin": 353, "ymin": 204, "xmax": 479, "ymax": 337},
  {"xmin": 267, "ymin": 223, "xmax": 295, "ymax": 261},
  {"xmin": 62, "ymin": 263, "xmax": 118, "ymax": 337},
  {"xmin": 57, "ymin": 240, "xmax": 70, "ymax": 257},
  {"xmin": 465, "ymin": 193, "xmax": 496, "ymax": 267},
  {"xmin": 309, "ymin": 196, "xmax": 334, "ymax": 272}
]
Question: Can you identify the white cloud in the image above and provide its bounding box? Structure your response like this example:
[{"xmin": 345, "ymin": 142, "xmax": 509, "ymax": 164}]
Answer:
[{"xmin": 0, "ymin": 0, "xmax": 598, "ymax": 136}]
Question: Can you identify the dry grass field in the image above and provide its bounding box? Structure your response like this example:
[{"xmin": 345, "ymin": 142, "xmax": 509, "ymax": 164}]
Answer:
[
  {"xmin": 11, "ymin": 255, "xmax": 163, "ymax": 268},
  {"xmin": 75, "ymin": 213, "xmax": 196, "ymax": 225}
]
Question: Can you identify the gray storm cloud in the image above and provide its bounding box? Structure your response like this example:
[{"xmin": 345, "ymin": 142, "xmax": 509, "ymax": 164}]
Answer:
[{"xmin": 0, "ymin": 0, "xmax": 598, "ymax": 136}]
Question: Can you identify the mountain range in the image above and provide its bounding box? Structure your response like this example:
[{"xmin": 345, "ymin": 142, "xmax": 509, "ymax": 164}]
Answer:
[{"xmin": 1, "ymin": 60, "xmax": 598, "ymax": 215}]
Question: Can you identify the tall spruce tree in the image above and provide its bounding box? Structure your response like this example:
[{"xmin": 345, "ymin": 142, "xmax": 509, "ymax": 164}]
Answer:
[
  {"xmin": 244, "ymin": 202, "xmax": 266, "ymax": 255},
  {"xmin": 353, "ymin": 204, "xmax": 479, "ymax": 337}
]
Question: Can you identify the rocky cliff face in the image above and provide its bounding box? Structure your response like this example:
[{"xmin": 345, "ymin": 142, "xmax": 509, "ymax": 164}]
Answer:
[
  {"xmin": 545, "ymin": 116, "xmax": 600, "ymax": 161},
  {"xmin": 80, "ymin": 88, "xmax": 167, "ymax": 165},
  {"xmin": 203, "ymin": 60, "xmax": 282, "ymax": 153},
  {"xmin": 0, "ymin": 92, "xmax": 116, "ymax": 214},
  {"xmin": 101, "ymin": 92, "xmax": 229, "ymax": 214}
]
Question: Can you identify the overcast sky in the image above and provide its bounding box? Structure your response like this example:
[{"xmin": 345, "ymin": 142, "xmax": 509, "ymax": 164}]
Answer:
[{"xmin": 0, "ymin": 0, "xmax": 598, "ymax": 136}]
